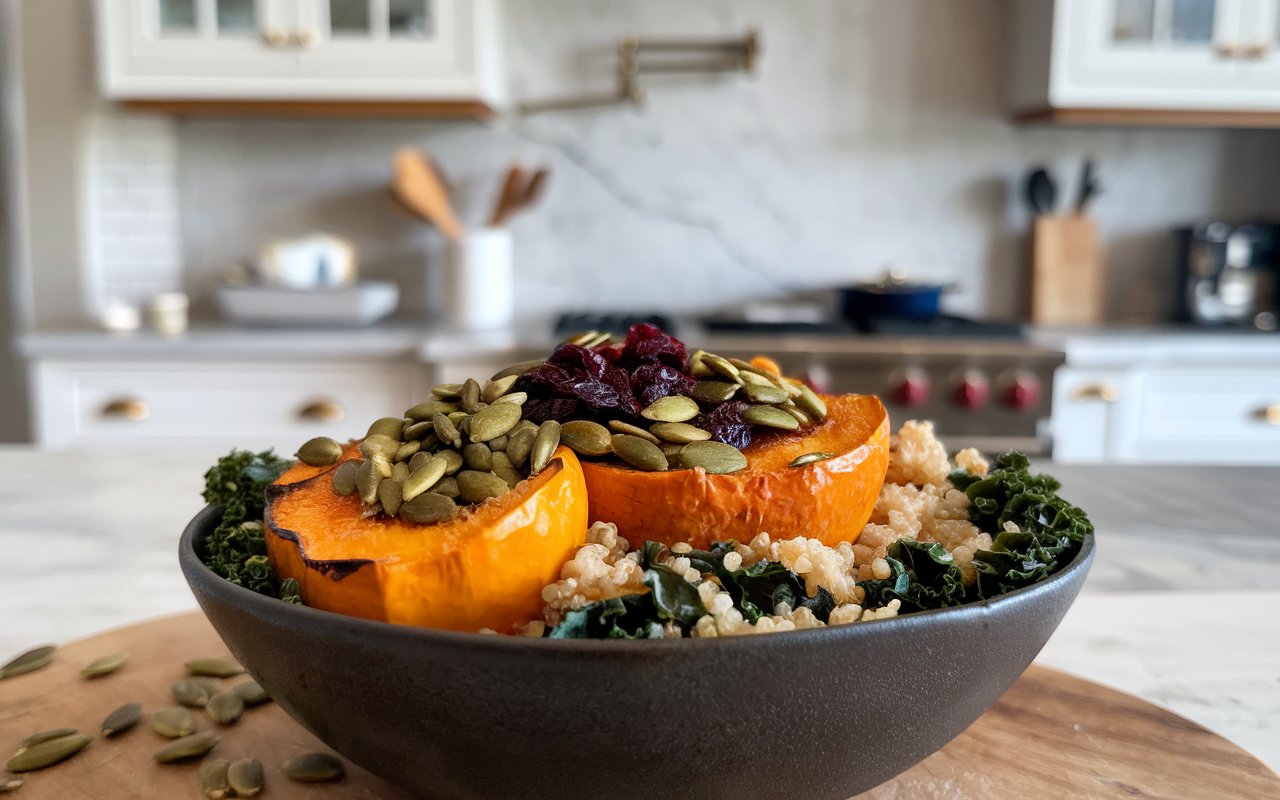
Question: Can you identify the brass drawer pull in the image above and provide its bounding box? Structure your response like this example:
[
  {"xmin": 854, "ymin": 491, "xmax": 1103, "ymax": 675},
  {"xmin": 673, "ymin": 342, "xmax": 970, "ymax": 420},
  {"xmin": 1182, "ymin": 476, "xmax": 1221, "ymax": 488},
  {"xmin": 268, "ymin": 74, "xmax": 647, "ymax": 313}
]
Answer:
[
  {"xmin": 101, "ymin": 398, "xmax": 150, "ymax": 422},
  {"xmin": 1240, "ymin": 43, "xmax": 1271, "ymax": 60},
  {"xmin": 1253, "ymin": 403, "xmax": 1280, "ymax": 426},
  {"xmin": 262, "ymin": 27, "xmax": 290, "ymax": 47},
  {"xmin": 1215, "ymin": 42, "xmax": 1242, "ymax": 59},
  {"xmin": 298, "ymin": 400, "xmax": 345, "ymax": 423},
  {"xmin": 1069, "ymin": 383, "xmax": 1117, "ymax": 403}
]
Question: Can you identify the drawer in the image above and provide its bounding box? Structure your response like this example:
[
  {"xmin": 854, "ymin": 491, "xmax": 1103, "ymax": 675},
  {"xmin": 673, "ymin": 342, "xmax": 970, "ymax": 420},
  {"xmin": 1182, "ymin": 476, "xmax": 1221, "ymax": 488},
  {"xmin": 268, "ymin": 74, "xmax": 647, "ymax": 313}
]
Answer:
[
  {"xmin": 1119, "ymin": 369, "xmax": 1280, "ymax": 464},
  {"xmin": 33, "ymin": 360, "xmax": 428, "ymax": 452}
]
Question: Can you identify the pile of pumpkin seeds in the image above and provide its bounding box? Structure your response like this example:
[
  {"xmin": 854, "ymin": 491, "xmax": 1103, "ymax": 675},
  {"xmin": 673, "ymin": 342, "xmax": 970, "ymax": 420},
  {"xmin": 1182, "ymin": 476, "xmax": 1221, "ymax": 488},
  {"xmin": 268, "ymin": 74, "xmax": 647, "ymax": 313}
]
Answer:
[
  {"xmin": 0, "ymin": 643, "xmax": 346, "ymax": 796},
  {"xmin": 292, "ymin": 336, "xmax": 834, "ymax": 525}
]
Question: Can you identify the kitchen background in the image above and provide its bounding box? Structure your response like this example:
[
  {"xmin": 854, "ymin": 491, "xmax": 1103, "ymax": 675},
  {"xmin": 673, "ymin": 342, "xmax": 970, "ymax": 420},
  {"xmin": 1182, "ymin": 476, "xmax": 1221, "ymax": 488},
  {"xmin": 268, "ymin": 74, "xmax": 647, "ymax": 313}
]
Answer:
[{"xmin": 2, "ymin": 0, "xmax": 1279, "ymax": 463}]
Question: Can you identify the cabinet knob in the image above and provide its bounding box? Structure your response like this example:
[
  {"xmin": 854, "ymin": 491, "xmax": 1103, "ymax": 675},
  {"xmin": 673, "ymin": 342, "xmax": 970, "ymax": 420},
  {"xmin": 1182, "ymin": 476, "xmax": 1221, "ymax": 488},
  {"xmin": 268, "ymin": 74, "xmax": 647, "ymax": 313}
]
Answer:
[
  {"xmin": 101, "ymin": 398, "xmax": 150, "ymax": 422},
  {"xmin": 1241, "ymin": 43, "xmax": 1271, "ymax": 60},
  {"xmin": 1215, "ymin": 42, "xmax": 1242, "ymax": 59},
  {"xmin": 293, "ymin": 29, "xmax": 318, "ymax": 49},
  {"xmin": 1069, "ymin": 383, "xmax": 1118, "ymax": 403},
  {"xmin": 297, "ymin": 400, "xmax": 345, "ymax": 423},
  {"xmin": 262, "ymin": 27, "xmax": 290, "ymax": 47},
  {"xmin": 1253, "ymin": 403, "xmax": 1280, "ymax": 426}
]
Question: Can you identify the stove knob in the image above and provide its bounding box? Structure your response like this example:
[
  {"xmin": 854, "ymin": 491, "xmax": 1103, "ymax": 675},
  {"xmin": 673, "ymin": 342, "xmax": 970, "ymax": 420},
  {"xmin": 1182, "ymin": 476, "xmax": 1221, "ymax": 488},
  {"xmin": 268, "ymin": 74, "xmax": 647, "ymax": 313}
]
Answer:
[
  {"xmin": 952, "ymin": 370, "xmax": 990, "ymax": 410},
  {"xmin": 889, "ymin": 369, "xmax": 930, "ymax": 408},
  {"xmin": 1001, "ymin": 372, "xmax": 1041, "ymax": 411}
]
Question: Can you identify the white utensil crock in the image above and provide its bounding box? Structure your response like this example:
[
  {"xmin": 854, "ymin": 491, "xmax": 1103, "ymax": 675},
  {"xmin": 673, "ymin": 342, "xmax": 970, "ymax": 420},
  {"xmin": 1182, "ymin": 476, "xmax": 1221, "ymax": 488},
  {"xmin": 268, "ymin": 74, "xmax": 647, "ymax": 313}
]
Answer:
[{"xmin": 446, "ymin": 228, "xmax": 513, "ymax": 330}]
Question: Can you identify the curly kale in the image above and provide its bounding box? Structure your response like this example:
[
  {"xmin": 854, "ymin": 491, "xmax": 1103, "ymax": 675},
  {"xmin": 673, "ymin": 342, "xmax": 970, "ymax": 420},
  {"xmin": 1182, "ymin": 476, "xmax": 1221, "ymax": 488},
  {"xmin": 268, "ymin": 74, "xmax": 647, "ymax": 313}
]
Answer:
[{"xmin": 200, "ymin": 450, "xmax": 292, "ymax": 598}]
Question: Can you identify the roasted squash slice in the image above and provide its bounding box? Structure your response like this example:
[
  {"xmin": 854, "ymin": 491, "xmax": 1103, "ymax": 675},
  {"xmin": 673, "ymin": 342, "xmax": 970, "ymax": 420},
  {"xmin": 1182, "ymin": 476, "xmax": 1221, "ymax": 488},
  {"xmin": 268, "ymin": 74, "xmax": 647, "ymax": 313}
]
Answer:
[
  {"xmin": 580, "ymin": 394, "xmax": 890, "ymax": 550},
  {"xmin": 265, "ymin": 445, "xmax": 588, "ymax": 632}
]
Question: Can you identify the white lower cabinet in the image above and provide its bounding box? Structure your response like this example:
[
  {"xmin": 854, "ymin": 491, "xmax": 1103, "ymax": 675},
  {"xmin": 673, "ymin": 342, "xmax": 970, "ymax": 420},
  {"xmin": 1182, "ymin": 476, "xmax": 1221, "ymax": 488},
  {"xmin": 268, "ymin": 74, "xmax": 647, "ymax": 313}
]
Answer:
[
  {"xmin": 1053, "ymin": 365, "xmax": 1280, "ymax": 464},
  {"xmin": 31, "ymin": 359, "xmax": 428, "ymax": 452}
]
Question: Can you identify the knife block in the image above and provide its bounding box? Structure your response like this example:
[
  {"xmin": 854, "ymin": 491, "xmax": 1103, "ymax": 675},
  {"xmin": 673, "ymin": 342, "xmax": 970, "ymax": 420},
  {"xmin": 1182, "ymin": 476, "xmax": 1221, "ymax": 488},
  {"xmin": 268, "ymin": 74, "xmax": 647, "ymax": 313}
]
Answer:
[{"xmin": 1028, "ymin": 214, "xmax": 1105, "ymax": 326}]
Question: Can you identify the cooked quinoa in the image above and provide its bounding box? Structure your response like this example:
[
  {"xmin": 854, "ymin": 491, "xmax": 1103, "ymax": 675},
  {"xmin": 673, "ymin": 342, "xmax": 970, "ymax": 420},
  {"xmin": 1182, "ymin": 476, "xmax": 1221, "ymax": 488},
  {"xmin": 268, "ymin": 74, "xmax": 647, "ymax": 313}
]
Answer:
[{"xmin": 527, "ymin": 420, "xmax": 995, "ymax": 638}]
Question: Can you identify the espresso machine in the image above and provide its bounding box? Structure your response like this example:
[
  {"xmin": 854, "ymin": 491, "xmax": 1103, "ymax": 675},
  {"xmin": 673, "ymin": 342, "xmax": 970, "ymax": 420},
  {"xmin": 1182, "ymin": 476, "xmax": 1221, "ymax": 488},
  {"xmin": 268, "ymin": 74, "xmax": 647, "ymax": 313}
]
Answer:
[{"xmin": 1175, "ymin": 222, "xmax": 1279, "ymax": 331}]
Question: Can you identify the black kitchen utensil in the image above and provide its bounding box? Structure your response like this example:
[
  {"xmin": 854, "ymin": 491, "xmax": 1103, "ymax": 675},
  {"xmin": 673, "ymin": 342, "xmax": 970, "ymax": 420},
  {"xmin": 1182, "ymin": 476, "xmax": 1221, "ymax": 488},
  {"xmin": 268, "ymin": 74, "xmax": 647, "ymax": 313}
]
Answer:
[
  {"xmin": 1024, "ymin": 167, "xmax": 1057, "ymax": 216},
  {"xmin": 1074, "ymin": 159, "xmax": 1102, "ymax": 213}
]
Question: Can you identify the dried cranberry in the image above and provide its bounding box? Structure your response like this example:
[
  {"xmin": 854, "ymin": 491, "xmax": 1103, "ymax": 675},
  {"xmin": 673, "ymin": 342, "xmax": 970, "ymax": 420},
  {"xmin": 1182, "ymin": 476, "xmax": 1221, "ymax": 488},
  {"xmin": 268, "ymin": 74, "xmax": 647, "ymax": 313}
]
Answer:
[
  {"xmin": 601, "ymin": 366, "xmax": 642, "ymax": 416},
  {"xmin": 547, "ymin": 343, "xmax": 609, "ymax": 379},
  {"xmin": 522, "ymin": 398, "xmax": 580, "ymax": 423},
  {"xmin": 621, "ymin": 323, "xmax": 687, "ymax": 369},
  {"xmin": 695, "ymin": 400, "xmax": 753, "ymax": 450},
  {"xmin": 631, "ymin": 363, "xmax": 695, "ymax": 407}
]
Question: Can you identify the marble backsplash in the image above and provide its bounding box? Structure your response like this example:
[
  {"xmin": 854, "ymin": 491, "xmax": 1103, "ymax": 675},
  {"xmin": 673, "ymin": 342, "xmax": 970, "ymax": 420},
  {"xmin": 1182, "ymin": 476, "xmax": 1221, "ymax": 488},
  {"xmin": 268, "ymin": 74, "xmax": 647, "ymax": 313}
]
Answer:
[{"xmin": 174, "ymin": 0, "xmax": 1280, "ymax": 324}]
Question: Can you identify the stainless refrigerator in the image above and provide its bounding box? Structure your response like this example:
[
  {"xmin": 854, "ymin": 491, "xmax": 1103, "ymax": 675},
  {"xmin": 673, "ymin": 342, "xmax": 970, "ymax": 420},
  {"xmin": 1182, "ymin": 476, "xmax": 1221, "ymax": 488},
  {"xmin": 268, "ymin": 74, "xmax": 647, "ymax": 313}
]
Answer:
[{"xmin": 0, "ymin": 0, "xmax": 31, "ymax": 443}]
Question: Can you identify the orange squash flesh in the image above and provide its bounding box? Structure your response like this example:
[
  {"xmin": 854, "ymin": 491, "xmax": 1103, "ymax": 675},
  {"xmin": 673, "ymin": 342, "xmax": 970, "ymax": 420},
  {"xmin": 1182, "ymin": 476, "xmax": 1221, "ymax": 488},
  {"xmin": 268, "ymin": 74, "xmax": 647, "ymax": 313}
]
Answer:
[
  {"xmin": 265, "ymin": 445, "xmax": 588, "ymax": 632},
  {"xmin": 580, "ymin": 394, "xmax": 890, "ymax": 550}
]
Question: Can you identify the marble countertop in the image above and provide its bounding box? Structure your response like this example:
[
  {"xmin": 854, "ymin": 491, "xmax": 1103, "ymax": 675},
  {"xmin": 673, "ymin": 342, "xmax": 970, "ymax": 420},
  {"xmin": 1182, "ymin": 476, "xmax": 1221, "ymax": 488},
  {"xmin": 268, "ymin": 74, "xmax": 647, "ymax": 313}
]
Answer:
[{"xmin": 2, "ymin": 448, "xmax": 1277, "ymax": 773}]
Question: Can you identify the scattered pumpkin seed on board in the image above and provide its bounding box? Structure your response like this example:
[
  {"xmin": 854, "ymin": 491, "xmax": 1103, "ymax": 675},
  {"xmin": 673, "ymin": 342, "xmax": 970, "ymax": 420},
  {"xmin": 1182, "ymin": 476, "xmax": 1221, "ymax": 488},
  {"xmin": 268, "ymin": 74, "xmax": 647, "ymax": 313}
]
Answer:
[
  {"xmin": 0, "ymin": 644, "xmax": 56, "ymax": 680},
  {"xmin": 101, "ymin": 702, "xmax": 142, "ymax": 737},
  {"xmin": 198, "ymin": 758, "xmax": 232, "ymax": 799},
  {"xmin": 154, "ymin": 730, "xmax": 219, "ymax": 764},
  {"xmin": 172, "ymin": 679, "xmax": 213, "ymax": 708},
  {"xmin": 151, "ymin": 706, "xmax": 198, "ymax": 739},
  {"xmin": 186, "ymin": 657, "xmax": 244, "ymax": 678},
  {"xmin": 228, "ymin": 757, "xmax": 265, "ymax": 797},
  {"xmin": 6, "ymin": 733, "xmax": 93, "ymax": 772},
  {"xmin": 81, "ymin": 652, "xmax": 128, "ymax": 679},
  {"xmin": 231, "ymin": 680, "xmax": 270, "ymax": 707},
  {"xmin": 207, "ymin": 690, "xmax": 245, "ymax": 725},
  {"xmin": 282, "ymin": 752, "xmax": 346, "ymax": 783},
  {"xmin": 0, "ymin": 775, "xmax": 22, "ymax": 793},
  {"xmin": 16, "ymin": 728, "xmax": 77, "ymax": 750}
]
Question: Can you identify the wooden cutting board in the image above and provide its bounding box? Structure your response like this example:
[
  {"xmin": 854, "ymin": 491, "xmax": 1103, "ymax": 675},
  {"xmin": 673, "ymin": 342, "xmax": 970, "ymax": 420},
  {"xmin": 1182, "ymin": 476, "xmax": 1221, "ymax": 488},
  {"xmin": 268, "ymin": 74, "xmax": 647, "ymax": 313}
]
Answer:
[{"xmin": 1, "ymin": 613, "xmax": 1276, "ymax": 799}]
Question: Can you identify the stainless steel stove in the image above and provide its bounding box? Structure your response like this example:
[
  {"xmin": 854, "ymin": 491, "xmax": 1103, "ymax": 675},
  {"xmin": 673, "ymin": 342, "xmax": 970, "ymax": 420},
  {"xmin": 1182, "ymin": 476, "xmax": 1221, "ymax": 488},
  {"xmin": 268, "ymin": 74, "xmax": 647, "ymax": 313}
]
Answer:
[{"xmin": 552, "ymin": 313, "xmax": 1065, "ymax": 456}]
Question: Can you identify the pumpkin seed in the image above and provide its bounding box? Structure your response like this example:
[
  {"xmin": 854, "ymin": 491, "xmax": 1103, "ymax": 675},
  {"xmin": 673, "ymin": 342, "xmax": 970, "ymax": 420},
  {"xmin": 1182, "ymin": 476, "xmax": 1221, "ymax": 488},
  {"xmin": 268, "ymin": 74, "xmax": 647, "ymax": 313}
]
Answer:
[
  {"xmin": 789, "ymin": 451, "xmax": 836, "ymax": 468},
  {"xmin": 703, "ymin": 354, "xmax": 741, "ymax": 382},
  {"xmin": 491, "ymin": 360, "xmax": 543, "ymax": 381},
  {"xmin": 489, "ymin": 434, "xmax": 509, "ymax": 451},
  {"xmin": 6, "ymin": 733, "xmax": 92, "ymax": 772},
  {"xmin": 737, "ymin": 370, "xmax": 775, "ymax": 388},
  {"xmin": 457, "ymin": 470, "xmax": 509, "ymax": 504},
  {"xmin": 17, "ymin": 728, "xmax": 77, "ymax": 749},
  {"xmin": 447, "ymin": 410, "xmax": 469, "ymax": 426},
  {"xmin": 742, "ymin": 383, "xmax": 790, "ymax": 404},
  {"xmin": 468, "ymin": 403, "xmax": 522, "ymax": 443},
  {"xmin": 491, "ymin": 451, "xmax": 521, "ymax": 488},
  {"xmin": 0, "ymin": 775, "xmax": 22, "ymax": 793},
  {"xmin": 295, "ymin": 436, "xmax": 341, "ymax": 467},
  {"xmin": 369, "ymin": 453, "xmax": 394, "ymax": 480},
  {"xmin": 482, "ymin": 375, "xmax": 517, "ymax": 404},
  {"xmin": 660, "ymin": 442, "xmax": 684, "ymax": 462},
  {"xmin": 611, "ymin": 435, "xmax": 668, "ymax": 472},
  {"xmin": 437, "ymin": 449, "xmax": 464, "ymax": 475},
  {"xmin": 101, "ymin": 702, "xmax": 142, "ymax": 737},
  {"xmin": 228, "ymin": 757, "xmax": 265, "ymax": 797},
  {"xmin": 460, "ymin": 378, "xmax": 483, "ymax": 413},
  {"xmin": 432, "ymin": 413, "xmax": 462, "ymax": 449},
  {"xmin": 81, "ymin": 652, "xmax": 128, "ymax": 679},
  {"xmin": 405, "ymin": 400, "xmax": 440, "ymax": 421},
  {"xmin": 398, "ymin": 492, "xmax": 457, "ymax": 524},
  {"xmin": 392, "ymin": 461, "xmax": 410, "ymax": 482},
  {"xmin": 231, "ymin": 680, "xmax": 270, "ymax": 707},
  {"xmin": 565, "ymin": 329, "xmax": 610, "ymax": 348},
  {"xmin": 779, "ymin": 404, "xmax": 812, "ymax": 426},
  {"xmin": 491, "ymin": 391, "xmax": 528, "ymax": 407},
  {"xmin": 207, "ymin": 690, "xmax": 244, "ymax": 726},
  {"xmin": 154, "ymin": 730, "xmax": 219, "ymax": 764},
  {"xmin": 741, "ymin": 405, "xmax": 801, "ymax": 430},
  {"xmin": 355, "ymin": 460, "xmax": 381, "ymax": 505},
  {"xmin": 394, "ymin": 440, "xmax": 421, "ymax": 462},
  {"xmin": 505, "ymin": 426, "xmax": 536, "ymax": 468},
  {"xmin": 359, "ymin": 434, "xmax": 398, "ymax": 461},
  {"xmin": 198, "ymin": 758, "xmax": 232, "ymax": 799},
  {"xmin": 431, "ymin": 383, "xmax": 464, "ymax": 399},
  {"xmin": 690, "ymin": 380, "xmax": 739, "ymax": 404},
  {"xmin": 403, "ymin": 456, "xmax": 449, "ymax": 502},
  {"xmin": 282, "ymin": 752, "xmax": 345, "ymax": 783},
  {"xmin": 678, "ymin": 441, "xmax": 747, "ymax": 474},
  {"xmin": 794, "ymin": 383, "xmax": 828, "ymax": 420},
  {"xmin": 560, "ymin": 420, "xmax": 612, "ymax": 456},
  {"xmin": 727, "ymin": 357, "xmax": 767, "ymax": 374},
  {"xmin": 429, "ymin": 476, "xmax": 460, "ymax": 499},
  {"xmin": 640, "ymin": 395, "xmax": 699, "ymax": 423},
  {"xmin": 688, "ymin": 349, "xmax": 713, "ymax": 378},
  {"xmin": 0, "ymin": 645, "xmax": 55, "ymax": 680},
  {"xmin": 649, "ymin": 422, "xmax": 712, "ymax": 444},
  {"xmin": 173, "ymin": 679, "xmax": 212, "ymax": 708},
  {"xmin": 331, "ymin": 460, "xmax": 360, "ymax": 496},
  {"xmin": 462, "ymin": 442, "xmax": 493, "ymax": 472},
  {"xmin": 365, "ymin": 417, "xmax": 404, "ymax": 441},
  {"xmin": 403, "ymin": 419, "xmax": 434, "ymax": 441},
  {"xmin": 152, "ymin": 706, "xmax": 197, "ymax": 738},
  {"xmin": 530, "ymin": 420, "xmax": 561, "ymax": 474},
  {"xmin": 187, "ymin": 656, "xmax": 244, "ymax": 679},
  {"xmin": 375, "ymin": 478, "xmax": 403, "ymax": 516},
  {"xmin": 607, "ymin": 420, "xmax": 661, "ymax": 445},
  {"xmin": 408, "ymin": 451, "xmax": 433, "ymax": 471}
]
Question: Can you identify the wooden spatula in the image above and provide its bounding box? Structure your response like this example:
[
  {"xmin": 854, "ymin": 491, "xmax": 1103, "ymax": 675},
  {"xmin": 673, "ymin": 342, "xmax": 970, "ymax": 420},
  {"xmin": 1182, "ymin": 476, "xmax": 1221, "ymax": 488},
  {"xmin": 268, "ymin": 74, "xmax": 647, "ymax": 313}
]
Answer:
[
  {"xmin": 392, "ymin": 148, "xmax": 463, "ymax": 239},
  {"xmin": 489, "ymin": 165, "xmax": 552, "ymax": 227}
]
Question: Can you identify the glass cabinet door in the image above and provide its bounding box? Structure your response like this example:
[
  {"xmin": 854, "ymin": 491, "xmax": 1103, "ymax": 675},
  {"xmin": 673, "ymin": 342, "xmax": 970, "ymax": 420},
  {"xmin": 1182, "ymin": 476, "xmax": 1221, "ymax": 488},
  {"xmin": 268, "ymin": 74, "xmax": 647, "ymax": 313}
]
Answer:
[
  {"xmin": 320, "ymin": 0, "xmax": 434, "ymax": 40},
  {"xmin": 154, "ymin": 0, "xmax": 283, "ymax": 39},
  {"xmin": 1108, "ymin": 0, "xmax": 1226, "ymax": 51}
]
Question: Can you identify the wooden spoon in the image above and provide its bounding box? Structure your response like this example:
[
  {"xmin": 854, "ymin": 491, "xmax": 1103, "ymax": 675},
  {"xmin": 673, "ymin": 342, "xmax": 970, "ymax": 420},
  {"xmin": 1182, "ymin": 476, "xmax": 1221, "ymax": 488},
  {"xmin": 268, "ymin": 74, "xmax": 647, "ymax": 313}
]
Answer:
[{"xmin": 392, "ymin": 149, "xmax": 463, "ymax": 239}]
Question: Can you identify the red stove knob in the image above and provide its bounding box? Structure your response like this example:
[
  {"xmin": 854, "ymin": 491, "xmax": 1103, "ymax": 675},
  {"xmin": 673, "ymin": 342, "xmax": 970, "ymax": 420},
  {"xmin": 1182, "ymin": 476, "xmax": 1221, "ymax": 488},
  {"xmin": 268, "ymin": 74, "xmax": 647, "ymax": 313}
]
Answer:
[
  {"xmin": 889, "ymin": 369, "xmax": 930, "ymax": 408},
  {"xmin": 952, "ymin": 370, "xmax": 990, "ymax": 410},
  {"xmin": 1002, "ymin": 372, "xmax": 1041, "ymax": 411}
]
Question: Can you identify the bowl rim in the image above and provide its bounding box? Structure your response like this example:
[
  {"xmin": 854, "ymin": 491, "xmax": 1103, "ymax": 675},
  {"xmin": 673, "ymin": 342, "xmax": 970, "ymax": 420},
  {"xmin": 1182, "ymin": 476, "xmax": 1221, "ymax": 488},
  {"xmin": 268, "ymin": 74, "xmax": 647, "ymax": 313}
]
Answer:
[{"xmin": 180, "ymin": 504, "xmax": 1094, "ymax": 653}]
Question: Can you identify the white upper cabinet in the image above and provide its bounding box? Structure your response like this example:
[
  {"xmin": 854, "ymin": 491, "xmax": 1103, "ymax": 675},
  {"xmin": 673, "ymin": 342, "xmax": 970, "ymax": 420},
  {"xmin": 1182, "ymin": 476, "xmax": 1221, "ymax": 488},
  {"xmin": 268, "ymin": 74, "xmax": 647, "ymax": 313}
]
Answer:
[
  {"xmin": 1011, "ymin": 0, "xmax": 1280, "ymax": 118},
  {"xmin": 96, "ymin": 0, "xmax": 503, "ymax": 110}
]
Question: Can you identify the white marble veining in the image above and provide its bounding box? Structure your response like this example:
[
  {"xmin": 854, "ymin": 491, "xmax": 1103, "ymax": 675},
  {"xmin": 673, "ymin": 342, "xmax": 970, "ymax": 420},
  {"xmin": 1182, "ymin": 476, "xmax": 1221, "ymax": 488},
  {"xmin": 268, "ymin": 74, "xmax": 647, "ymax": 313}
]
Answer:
[{"xmin": 1, "ymin": 450, "xmax": 1278, "ymax": 773}]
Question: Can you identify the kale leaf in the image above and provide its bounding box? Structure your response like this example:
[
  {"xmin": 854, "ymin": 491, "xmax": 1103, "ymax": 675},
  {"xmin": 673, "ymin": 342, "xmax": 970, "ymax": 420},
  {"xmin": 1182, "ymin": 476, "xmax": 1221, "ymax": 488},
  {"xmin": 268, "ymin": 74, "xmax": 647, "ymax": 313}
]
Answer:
[
  {"xmin": 200, "ymin": 449, "xmax": 292, "ymax": 598},
  {"xmin": 857, "ymin": 540, "xmax": 968, "ymax": 613}
]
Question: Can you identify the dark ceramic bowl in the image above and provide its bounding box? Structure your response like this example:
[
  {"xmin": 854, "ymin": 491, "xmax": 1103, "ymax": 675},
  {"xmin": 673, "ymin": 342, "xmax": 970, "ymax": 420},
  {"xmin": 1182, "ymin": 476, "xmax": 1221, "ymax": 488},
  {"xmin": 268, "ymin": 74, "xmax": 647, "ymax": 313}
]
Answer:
[{"xmin": 180, "ymin": 507, "xmax": 1093, "ymax": 800}]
